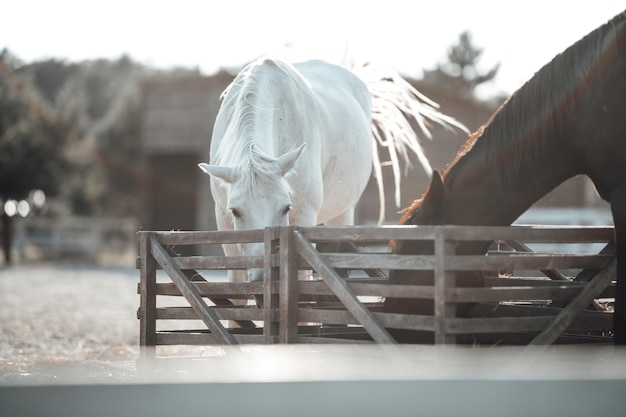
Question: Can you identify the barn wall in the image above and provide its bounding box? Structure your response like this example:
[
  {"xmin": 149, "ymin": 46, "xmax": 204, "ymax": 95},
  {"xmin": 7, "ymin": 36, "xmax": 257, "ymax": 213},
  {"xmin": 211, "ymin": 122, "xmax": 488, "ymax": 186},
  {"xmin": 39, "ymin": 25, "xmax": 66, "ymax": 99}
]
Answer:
[{"xmin": 139, "ymin": 72, "xmax": 232, "ymax": 253}]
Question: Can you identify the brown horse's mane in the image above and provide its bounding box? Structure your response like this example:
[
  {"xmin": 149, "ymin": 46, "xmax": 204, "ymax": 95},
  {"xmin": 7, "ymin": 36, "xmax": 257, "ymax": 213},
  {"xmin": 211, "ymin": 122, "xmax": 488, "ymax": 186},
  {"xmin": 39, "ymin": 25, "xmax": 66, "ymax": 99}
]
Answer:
[
  {"xmin": 399, "ymin": 10, "xmax": 626, "ymax": 227},
  {"xmin": 397, "ymin": 123, "xmax": 489, "ymax": 225}
]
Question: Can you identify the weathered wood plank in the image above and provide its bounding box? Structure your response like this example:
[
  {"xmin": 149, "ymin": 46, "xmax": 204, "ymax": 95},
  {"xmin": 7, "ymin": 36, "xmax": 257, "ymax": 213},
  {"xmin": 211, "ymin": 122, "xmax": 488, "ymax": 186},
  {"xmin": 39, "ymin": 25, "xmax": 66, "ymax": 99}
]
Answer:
[
  {"xmin": 139, "ymin": 255, "xmax": 269, "ymax": 271},
  {"xmin": 298, "ymin": 225, "xmax": 614, "ymax": 244},
  {"xmin": 294, "ymin": 229, "xmax": 395, "ymax": 344},
  {"xmin": 377, "ymin": 312, "xmax": 436, "ymax": 332},
  {"xmin": 298, "ymin": 308, "xmax": 357, "ymax": 325},
  {"xmin": 446, "ymin": 286, "xmax": 584, "ymax": 303},
  {"xmin": 439, "ymin": 225, "xmax": 614, "ymax": 243},
  {"xmin": 279, "ymin": 226, "xmax": 299, "ymax": 343},
  {"xmin": 434, "ymin": 229, "xmax": 456, "ymax": 344},
  {"xmin": 296, "ymin": 336, "xmax": 373, "ymax": 344},
  {"xmin": 138, "ymin": 232, "xmax": 157, "ymax": 360},
  {"xmin": 156, "ymin": 306, "xmax": 269, "ymax": 322},
  {"xmin": 150, "ymin": 229, "xmax": 265, "ymax": 246},
  {"xmin": 312, "ymin": 252, "xmax": 611, "ymax": 272},
  {"xmin": 323, "ymin": 253, "xmax": 434, "ymax": 270},
  {"xmin": 298, "ymin": 281, "xmax": 434, "ymax": 299},
  {"xmin": 175, "ymin": 255, "xmax": 264, "ymax": 270},
  {"xmin": 150, "ymin": 236, "xmax": 237, "ymax": 345},
  {"xmin": 297, "ymin": 309, "xmax": 436, "ymax": 332},
  {"xmin": 446, "ymin": 316, "xmax": 553, "ymax": 334},
  {"xmin": 156, "ymin": 332, "xmax": 265, "ymax": 346},
  {"xmin": 447, "ymin": 254, "xmax": 612, "ymax": 271},
  {"xmin": 263, "ymin": 227, "xmax": 280, "ymax": 343},
  {"xmin": 299, "ymin": 225, "xmax": 438, "ymax": 241},
  {"xmin": 143, "ymin": 225, "xmax": 614, "ymax": 247},
  {"xmin": 153, "ymin": 282, "xmax": 264, "ymax": 297}
]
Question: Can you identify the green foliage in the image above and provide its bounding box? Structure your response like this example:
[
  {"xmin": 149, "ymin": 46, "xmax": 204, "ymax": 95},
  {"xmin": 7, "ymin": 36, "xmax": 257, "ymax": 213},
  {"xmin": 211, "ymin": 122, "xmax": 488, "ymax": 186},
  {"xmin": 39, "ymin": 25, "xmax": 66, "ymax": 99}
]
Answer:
[
  {"xmin": 6, "ymin": 54, "xmax": 155, "ymax": 216},
  {"xmin": 0, "ymin": 60, "xmax": 68, "ymax": 201}
]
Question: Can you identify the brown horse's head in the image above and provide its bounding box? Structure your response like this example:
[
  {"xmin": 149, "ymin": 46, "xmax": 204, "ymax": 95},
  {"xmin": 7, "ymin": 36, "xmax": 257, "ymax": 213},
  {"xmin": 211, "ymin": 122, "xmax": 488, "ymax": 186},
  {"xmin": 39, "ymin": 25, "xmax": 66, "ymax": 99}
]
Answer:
[{"xmin": 398, "ymin": 170, "xmax": 446, "ymax": 228}]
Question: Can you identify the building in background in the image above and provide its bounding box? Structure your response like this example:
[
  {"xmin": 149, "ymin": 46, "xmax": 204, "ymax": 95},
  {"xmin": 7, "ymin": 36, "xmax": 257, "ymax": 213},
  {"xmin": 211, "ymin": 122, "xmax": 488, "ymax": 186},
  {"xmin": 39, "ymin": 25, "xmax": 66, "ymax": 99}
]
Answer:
[{"xmin": 139, "ymin": 71, "xmax": 232, "ymax": 236}]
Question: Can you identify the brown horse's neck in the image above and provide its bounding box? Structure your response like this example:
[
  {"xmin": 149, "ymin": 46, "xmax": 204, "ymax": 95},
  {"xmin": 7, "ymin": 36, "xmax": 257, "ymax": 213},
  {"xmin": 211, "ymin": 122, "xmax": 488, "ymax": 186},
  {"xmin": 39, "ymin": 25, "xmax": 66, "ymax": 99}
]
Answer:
[
  {"xmin": 433, "ymin": 13, "xmax": 626, "ymax": 227},
  {"xmin": 440, "ymin": 128, "xmax": 578, "ymax": 227}
]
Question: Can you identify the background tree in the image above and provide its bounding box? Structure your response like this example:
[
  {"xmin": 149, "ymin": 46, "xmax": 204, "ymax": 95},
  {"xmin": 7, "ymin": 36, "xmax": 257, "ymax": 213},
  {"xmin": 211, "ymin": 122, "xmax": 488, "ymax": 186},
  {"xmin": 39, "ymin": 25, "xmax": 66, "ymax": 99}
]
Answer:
[
  {"xmin": 0, "ymin": 55, "xmax": 70, "ymax": 264},
  {"xmin": 422, "ymin": 31, "xmax": 501, "ymax": 100},
  {"xmin": 13, "ymin": 55, "xmax": 199, "ymax": 218},
  {"xmin": 15, "ymin": 55, "xmax": 153, "ymax": 217}
]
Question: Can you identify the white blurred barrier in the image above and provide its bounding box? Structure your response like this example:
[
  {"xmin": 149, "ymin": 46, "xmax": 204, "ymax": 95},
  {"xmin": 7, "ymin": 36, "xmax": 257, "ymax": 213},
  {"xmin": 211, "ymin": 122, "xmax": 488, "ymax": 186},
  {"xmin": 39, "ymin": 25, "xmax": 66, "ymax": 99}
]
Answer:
[{"xmin": 1, "ymin": 345, "xmax": 625, "ymax": 417}]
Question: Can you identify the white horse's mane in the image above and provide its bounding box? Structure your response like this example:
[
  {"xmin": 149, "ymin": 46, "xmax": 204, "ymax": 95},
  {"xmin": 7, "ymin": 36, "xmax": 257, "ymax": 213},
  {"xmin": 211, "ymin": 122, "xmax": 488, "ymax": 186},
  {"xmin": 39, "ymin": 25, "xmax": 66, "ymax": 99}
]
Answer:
[
  {"xmin": 350, "ymin": 62, "xmax": 469, "ymax": 220},
  {"xmin": 213, "ymin": 58, "xmax": 310, "ymax": 197}
]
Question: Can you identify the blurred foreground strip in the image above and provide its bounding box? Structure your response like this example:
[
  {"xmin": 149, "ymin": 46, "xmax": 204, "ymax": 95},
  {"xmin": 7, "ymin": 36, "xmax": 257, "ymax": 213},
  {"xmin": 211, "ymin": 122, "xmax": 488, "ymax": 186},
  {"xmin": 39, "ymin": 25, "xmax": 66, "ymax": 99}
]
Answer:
[{"xmin": 1, "ymin": 345, "xmax": 625, "ymax": 417}]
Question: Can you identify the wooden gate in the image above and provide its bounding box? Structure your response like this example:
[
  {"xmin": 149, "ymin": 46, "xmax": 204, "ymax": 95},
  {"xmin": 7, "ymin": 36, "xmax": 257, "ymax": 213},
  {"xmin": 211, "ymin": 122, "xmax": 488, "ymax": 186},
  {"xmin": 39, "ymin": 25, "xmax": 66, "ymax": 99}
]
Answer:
[{"xmin": 137, "ymin": 225, "xmax": 616, "ymax": 357}]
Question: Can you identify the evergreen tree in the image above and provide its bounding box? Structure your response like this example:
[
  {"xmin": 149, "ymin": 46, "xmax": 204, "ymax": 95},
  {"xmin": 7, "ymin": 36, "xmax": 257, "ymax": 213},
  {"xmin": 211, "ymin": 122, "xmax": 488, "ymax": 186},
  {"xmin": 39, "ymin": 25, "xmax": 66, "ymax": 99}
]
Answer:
[{"xmin": 423, "ymin": 31, "xmax": 500, "ymax": 100}]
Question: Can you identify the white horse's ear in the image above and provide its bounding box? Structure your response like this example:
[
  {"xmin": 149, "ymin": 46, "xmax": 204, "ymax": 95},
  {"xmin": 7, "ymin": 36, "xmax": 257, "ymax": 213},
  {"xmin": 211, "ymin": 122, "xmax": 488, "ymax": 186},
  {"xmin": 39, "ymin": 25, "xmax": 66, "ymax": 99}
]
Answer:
[
  {"xmin": 276, "ymin": 144, "xmax": 306, "ymax": 176},
  {"xmin": 198, "ymin": 163, "xmax": 240, "ymax": 184}
]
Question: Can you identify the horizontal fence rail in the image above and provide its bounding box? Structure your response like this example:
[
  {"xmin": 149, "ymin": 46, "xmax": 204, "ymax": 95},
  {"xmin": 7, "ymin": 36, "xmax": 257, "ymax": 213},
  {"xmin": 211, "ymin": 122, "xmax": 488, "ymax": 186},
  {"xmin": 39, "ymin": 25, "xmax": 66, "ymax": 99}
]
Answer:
[{"xmin": 137, "ymin": 225, "xmax": 616, "ymax": 357}]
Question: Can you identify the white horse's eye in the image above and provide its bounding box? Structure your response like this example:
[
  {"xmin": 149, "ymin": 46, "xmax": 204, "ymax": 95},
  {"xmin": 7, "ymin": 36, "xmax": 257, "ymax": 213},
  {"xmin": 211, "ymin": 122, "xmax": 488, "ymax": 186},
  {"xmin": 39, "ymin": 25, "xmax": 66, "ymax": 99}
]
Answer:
[
  {"xmin": 230, "ymin": 208, "xmax": 241, "ymax": 218},
  {"xmin": 281, "ymin": 205, "xmax": 292, "ymax": 216}
]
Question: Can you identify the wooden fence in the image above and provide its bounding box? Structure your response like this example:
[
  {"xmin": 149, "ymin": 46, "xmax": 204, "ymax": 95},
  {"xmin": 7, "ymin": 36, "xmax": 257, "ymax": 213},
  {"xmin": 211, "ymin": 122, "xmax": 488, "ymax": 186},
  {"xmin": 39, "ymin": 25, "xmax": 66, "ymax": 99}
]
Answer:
[
  {"xmin": 137, "ymin": 225, "xmax": 616, "ymax": 357},
  {"xmin": 14, "ymin": 216, "xmax": 138, "ymax": 265}
]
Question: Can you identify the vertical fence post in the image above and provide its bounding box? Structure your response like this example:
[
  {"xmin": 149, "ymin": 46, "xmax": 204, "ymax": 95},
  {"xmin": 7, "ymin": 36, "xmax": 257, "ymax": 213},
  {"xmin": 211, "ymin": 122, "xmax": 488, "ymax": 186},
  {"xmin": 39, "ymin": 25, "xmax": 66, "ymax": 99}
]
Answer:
[
  {"xmin": 279, "ymin": 226, "xmax": 299, "ymax": 343},
  {"xmin": 138, "ymin": 231, "xmax": 157, "ymax": 361},
  {"xmin": 263, "ymin": 227, "xmax": 280, "ymax": 343},
  {"xmin": 434, "ymin": 228, "xmax": 457, "ymax": 344}
]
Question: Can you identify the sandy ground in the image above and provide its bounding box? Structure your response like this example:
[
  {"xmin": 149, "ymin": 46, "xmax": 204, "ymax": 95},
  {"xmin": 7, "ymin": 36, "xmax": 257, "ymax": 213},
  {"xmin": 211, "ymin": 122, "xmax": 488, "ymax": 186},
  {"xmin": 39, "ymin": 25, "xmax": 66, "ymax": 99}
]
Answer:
[
  {"xmin": 2, "ymin": 267, "xmax": 625, "ymax": 417},
  {"xmin": 0, "ymin": 265, "xmax": 142, "ymax": 382},
  {"xmin": 2, "ymin": 265, "xmax": 626, "ymax": 389}
]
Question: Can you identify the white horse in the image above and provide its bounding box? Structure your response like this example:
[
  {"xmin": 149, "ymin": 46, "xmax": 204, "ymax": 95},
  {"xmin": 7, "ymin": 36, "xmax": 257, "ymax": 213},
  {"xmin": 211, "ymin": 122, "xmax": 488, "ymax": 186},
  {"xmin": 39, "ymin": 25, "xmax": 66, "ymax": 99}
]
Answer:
[{"xmin": 199, "ymin": 57, "xmax": 465, "ymax": 282}]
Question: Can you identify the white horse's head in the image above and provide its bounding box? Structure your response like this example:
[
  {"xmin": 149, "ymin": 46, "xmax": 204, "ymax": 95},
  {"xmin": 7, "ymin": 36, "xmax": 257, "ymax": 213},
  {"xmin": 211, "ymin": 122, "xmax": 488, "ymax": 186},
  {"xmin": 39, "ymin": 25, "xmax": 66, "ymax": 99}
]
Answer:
[{"xmin": 199, "ymin": 144, "xmax": 306, "ymax": 282}]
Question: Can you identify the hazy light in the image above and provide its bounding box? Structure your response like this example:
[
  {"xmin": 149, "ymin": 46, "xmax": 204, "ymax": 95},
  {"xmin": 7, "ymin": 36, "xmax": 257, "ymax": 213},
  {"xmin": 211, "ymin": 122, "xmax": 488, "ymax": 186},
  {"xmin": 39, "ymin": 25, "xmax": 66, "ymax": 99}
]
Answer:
[
  {"xmin": 30, "ymin": 189, "xmax": 46, "ymax": 208},
  {"xmin": 4, "ymin": 200, "xmax": 17, "ymax": 217},
  {"xmin": 17, "ymin": 200, "xmax": 30, "ymax": 217}
]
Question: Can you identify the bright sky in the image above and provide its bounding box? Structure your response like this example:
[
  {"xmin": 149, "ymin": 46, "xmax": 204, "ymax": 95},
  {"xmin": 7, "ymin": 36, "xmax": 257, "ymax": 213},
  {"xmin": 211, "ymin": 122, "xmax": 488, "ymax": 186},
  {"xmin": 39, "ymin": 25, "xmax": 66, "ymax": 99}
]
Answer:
[{"xmin": 3, "ymin": 1, "xmax": 624, "ymax": 97}]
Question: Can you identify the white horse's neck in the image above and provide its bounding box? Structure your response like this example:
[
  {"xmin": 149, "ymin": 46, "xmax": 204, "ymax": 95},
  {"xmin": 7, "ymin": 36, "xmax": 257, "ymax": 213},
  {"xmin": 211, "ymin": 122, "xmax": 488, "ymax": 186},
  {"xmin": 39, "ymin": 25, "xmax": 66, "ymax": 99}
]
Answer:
[{"xmin": 215, "ymin": 59, "xmax": 312, "ymax": 167}]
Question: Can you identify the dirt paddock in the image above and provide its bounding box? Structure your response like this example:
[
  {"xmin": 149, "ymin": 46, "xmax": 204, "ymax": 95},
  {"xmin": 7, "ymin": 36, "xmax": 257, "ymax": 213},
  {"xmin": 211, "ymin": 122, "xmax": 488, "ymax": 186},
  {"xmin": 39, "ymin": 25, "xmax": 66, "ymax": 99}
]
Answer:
[{"xmin": 0, "ymin": 265, "xmax": 146, "ymax": 382}]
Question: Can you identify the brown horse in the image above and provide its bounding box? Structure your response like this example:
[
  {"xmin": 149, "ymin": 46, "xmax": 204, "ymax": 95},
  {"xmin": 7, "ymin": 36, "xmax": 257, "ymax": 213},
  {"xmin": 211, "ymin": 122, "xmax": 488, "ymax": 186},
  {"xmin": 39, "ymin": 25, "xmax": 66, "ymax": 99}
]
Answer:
[{"xmin": 386, "ymin": 10, "xmax": 626, "ymax": 344}]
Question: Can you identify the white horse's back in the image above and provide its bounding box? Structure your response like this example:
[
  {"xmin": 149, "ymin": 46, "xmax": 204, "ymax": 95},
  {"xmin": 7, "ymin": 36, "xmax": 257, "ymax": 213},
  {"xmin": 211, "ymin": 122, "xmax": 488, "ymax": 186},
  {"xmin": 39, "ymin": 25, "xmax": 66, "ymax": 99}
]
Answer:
[{"xmin": 293, "ymin": 60, "xmax": 373, "ymax": 224}]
